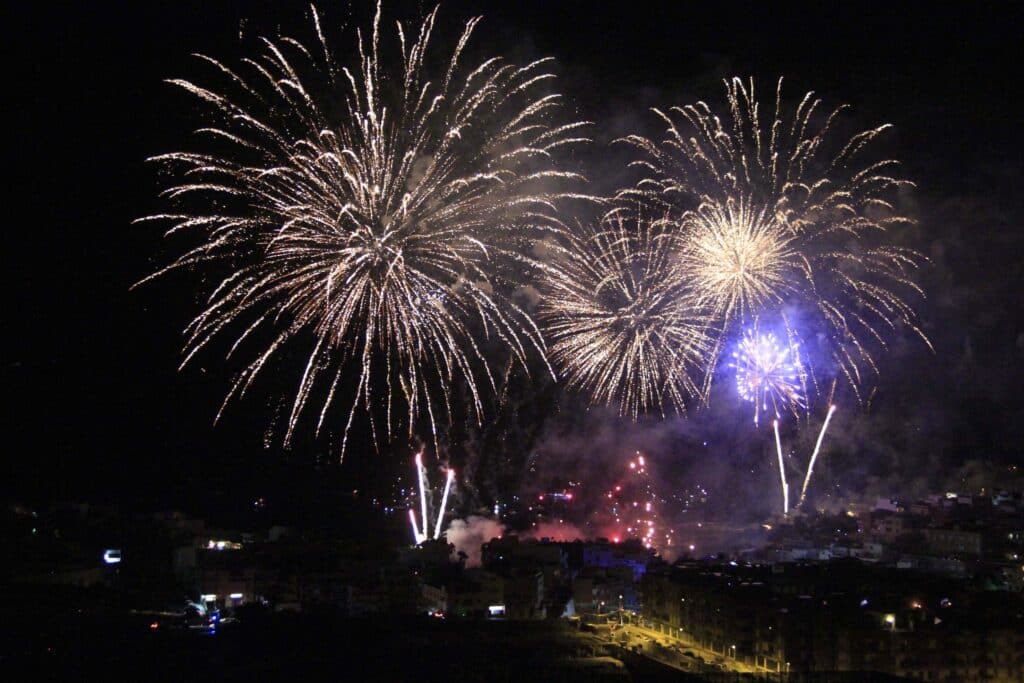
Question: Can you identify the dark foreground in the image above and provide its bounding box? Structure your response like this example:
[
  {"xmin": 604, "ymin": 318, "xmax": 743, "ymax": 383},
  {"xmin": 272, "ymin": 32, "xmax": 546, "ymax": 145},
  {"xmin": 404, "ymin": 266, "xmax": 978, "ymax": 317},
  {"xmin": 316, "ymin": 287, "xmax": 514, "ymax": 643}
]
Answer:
[
  {"xmin": 3, "ymin": 611, "xmax": 916, "ymax": 683},
  {"xmin": 3, "ymin": 613, "xmax": 635, "ymax": 682}
]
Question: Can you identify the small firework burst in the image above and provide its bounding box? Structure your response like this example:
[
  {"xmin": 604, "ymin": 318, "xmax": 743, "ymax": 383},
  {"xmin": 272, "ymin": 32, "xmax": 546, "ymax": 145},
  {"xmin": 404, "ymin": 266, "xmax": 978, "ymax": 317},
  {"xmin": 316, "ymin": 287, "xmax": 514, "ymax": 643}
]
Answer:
[{"xmin": 731, "ymin": 329, "xmax": 805, "ymax": 425}]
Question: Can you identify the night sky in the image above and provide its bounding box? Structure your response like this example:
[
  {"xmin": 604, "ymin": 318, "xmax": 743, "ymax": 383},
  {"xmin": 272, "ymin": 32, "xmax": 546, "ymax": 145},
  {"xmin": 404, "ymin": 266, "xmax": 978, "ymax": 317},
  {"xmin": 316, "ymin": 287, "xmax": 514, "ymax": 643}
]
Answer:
[{"xmin": 7, "ymin": 2, "xmax": 1023, "ymax": 519}]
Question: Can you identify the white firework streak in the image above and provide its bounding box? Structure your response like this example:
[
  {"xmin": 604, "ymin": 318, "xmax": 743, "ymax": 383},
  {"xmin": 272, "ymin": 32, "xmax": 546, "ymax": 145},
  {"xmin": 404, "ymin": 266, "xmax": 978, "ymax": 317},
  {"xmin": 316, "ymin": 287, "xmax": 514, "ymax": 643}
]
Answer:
[{"xmin": 799, "ymin": 404, "xmax": 837, "ymax": 508}]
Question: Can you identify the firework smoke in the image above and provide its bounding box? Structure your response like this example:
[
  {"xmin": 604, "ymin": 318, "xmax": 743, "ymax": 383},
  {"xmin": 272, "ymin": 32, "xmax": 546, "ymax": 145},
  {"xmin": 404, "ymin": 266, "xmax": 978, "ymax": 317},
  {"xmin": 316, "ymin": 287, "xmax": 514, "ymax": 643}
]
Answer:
[{"xmin": 444, "ymin": 515, "xmax": 505, "ymax": 567}]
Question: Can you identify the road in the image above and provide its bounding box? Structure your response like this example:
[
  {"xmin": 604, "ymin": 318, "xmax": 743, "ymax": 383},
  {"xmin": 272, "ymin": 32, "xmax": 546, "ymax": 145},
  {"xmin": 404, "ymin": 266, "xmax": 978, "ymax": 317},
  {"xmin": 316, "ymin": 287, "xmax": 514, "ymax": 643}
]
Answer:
[
  {"xmin": 573, "ymin": 628, "xmax": 704, "ymax": 682},
  {"xmin": 600, "ymin": 622, "xmax": 763, "ymax": 676}
]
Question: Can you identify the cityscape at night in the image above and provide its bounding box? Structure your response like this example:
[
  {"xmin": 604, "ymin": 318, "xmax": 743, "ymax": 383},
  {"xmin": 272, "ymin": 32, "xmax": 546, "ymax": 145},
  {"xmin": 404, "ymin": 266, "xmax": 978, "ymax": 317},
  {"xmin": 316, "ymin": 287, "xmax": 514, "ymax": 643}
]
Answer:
[{"xmin": 6, "ymin": 2, "xmax": 1024, "ymax": 681}]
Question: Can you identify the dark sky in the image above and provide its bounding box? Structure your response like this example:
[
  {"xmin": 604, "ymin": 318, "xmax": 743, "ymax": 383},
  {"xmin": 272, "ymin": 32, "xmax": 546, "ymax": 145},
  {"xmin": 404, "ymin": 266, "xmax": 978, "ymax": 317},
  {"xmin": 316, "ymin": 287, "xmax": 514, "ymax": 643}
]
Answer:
[{"xmin": 7, "ymin": 2, "xmax": 1023, "ymax": 515}]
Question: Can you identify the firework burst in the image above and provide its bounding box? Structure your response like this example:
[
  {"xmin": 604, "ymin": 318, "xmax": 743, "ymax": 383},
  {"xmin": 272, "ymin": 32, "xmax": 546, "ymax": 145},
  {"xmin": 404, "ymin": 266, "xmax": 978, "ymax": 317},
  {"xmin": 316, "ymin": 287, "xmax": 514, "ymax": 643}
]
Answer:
[
  {"xmin": 621, "ymin": 77, "xmax": 930, "ymax": 398},
  {"xmin": 731, "ymin": 328, "xmax": 805, "ymax": 425},
  {"xmin": 538, "ymin": 211, "xmax": 713, "ymax": 417},
  {"xmin": 139, "ymin": 4, "xmax": 589, "ymax": 458},
  {"xmin": 680, "ymin": 198, "xmax": 795, "ymax": 321}
]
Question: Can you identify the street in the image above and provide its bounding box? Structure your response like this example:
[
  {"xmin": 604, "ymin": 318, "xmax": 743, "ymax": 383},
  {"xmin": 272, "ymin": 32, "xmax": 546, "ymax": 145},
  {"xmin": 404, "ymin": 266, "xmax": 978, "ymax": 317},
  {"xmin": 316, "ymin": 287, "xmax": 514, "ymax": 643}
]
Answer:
[{"xmin": 593, "ymin": 620, "xmax": 763, "ymax": 676}]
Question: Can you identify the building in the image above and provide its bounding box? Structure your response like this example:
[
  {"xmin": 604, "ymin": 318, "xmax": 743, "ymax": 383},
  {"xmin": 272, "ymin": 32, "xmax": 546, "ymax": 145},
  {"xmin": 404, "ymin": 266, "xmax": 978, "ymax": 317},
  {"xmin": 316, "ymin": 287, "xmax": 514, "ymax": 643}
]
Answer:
[
  {"xmin": 924, "ymin": 527, "xmax": 983, "ymax": 557},
  {"xmin": 640, "ymin": 559, "xmax": 1024, "ymax": 682}
]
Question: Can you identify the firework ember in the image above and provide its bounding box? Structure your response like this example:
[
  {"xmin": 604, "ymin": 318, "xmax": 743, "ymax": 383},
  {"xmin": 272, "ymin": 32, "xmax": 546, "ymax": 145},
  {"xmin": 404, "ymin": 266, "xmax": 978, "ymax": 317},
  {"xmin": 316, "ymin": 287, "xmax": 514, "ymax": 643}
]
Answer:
[{"xmin": 595, "ymin": 452, "xmax": 673, "ymax": 551}]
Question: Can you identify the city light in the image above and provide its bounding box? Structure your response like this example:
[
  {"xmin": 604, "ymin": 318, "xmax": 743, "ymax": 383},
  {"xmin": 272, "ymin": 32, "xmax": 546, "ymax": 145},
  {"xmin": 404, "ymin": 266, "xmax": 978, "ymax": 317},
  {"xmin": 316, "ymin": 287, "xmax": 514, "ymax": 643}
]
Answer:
[{"xmin": 206, "ymin": 540, "xmax": 242, "ymax": 551}]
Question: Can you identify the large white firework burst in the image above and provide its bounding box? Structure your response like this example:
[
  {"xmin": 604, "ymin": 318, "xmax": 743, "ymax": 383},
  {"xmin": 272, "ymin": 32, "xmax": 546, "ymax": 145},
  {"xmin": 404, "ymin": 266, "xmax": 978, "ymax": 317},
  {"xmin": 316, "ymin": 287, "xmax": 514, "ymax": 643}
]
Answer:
[
  {"xmin": 621, "ymin": 77, "xmax": 930, "ymax": 399},
  {"xmin": 538, "ymin": 211, "xmax": 713, "ymax": 417},
  {"xmin": 139, "ymin": 4, "xmax": 589, "ymax": 458}
]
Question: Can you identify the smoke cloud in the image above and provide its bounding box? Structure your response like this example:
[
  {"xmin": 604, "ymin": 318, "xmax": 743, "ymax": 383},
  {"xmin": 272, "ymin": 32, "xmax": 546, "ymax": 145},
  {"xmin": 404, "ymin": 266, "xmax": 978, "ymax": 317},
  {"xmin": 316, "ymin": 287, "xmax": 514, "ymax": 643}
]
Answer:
[
  {"xmin": 444, "ymin": 515, "xmax": 505, "ymax": 567},
  {"xmin": 522, "ymin": 521, "xmax": 586, "ymax": 541}
]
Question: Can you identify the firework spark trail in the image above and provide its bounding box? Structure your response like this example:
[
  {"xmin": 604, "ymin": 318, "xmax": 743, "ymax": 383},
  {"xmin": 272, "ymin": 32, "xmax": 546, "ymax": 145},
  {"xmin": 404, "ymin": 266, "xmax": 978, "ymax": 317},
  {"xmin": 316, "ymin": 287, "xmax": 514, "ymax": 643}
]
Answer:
[
  {"xmin": 409, "ymin": 451, "xmax": 455, "ymax": 543},
  {"xmin": 620, "ymin": 77, "xmax": 931, "ymax": 400},
  {"xmin": 731, "ymin": 328, "xmax": 805, "ymax": 425},
  {"xmin": 409, "ymin": 509, "xmax": 424, "ymax": 545},
  {"xmin": 140, "ymin": 3, "xmax": 589, "ymax": 459},
  {"xmin": 773, "ymin": 418, "xmax": 789, "ymax": 515},
  {"xmin": 416, "ymin": 451, "xmax": 430, "ymax": 536},
  {"xmin": 538, "ymin": 212, "xmax": 713, "ymax": 417},
  {"xmin": 433, "ymin": 468, "xmax": 455, "ymax": 540},
  {"xmin": 799, "ymin": 404, "xmax": 837, "ymax": 507}
]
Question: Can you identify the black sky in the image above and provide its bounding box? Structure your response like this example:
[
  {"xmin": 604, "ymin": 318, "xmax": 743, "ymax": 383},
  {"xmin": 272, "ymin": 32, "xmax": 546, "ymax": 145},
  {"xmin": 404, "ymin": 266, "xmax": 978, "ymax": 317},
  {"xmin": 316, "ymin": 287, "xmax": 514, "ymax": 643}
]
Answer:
[{"xmin": 6, "ymin": 2, "xmax": 1023, "ymax": 514}]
